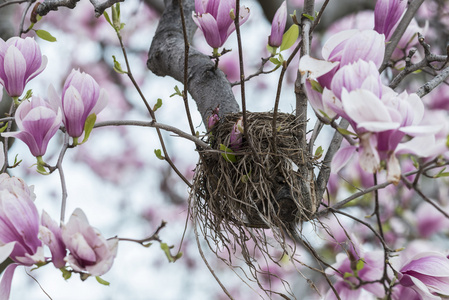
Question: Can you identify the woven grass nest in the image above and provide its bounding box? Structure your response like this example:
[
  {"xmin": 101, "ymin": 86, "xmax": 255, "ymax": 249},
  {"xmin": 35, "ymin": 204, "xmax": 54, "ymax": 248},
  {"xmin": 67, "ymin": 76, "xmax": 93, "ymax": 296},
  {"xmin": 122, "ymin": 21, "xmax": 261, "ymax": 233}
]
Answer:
[{"xmin": 190, "ymin": 112, "xmax": 318, "ymax": 236}]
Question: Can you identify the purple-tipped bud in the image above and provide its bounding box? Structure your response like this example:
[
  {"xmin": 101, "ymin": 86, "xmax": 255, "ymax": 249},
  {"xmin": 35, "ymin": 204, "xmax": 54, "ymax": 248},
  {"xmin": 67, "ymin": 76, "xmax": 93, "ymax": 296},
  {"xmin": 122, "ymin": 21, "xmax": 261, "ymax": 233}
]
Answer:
[
  {"xmin": 208, "ymin": 106, "xmax": 220, "ymax": 129},
  {"xmin": 192, "ymin": 0, "xmax": 250, "ymax": 49},
  {"xmin": 0, "ymin": 37, "xmax": 47, "ymax": 98},
  {"xmin": 2, "ymin": 96, "xmax": 62, "ymax": 157},
  {"xmin": 374, "ymin": 0, "xmax": 407, "ymax": 41},
  {"xmin": 229, "ymin": 117, "xmax": 243, "ymax": 151},
  {"xmin": 48, "ymin": 69, "xmax": 108, "ymax": 138},
  {"xmin": 268, "ymin": 1, "xmax": 287, "ymax": 48}
]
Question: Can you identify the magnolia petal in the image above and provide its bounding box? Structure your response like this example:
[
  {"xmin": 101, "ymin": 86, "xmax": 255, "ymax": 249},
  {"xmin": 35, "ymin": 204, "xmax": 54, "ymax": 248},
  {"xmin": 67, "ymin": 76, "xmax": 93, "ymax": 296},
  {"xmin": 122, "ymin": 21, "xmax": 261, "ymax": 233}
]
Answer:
[
  {"xmin": 0, "ymin": 264, "xmax": 18, "ymax": 300},
  {"xmin": 322, "ymin": 29, "xmax": 358, "ymax": 61},
  {"xmin": 387, "ymin": 154, "xmax": 401, "ymax": 184},
  {"xmin": 342, "ymin": 89, "xmax": 393, "ymax": 125},
  {"xmin": 91, "ymin": 88, "xmax": 108, "ymax": 115},
  {"xmin": 194, "ymin": 13, "xmax": 222, "ymax": 48},
  {"xmin": 0, "ymin": 243, "xmax": 15, "ymax": 264},
  {"xmin": 359, "ymin": 134, "xmax": 380, "ymax": 173},
  {"xmin": 4, "ymin": 47, "xmax": 26, "ymax": 97},
  {"xmin": 331, "ymin": 145, "xmax": 356, "ymax": 173},
  {"xmin": 299, "ymin": 55, "xmax": 339, "ymax": 80},
  {"xmin": 399, "ymin": 124, "xmax": 442, "ymax": 136},
  {"xmin": 40, "ymin": 211, "xmax": 66, "ymax": 268}
]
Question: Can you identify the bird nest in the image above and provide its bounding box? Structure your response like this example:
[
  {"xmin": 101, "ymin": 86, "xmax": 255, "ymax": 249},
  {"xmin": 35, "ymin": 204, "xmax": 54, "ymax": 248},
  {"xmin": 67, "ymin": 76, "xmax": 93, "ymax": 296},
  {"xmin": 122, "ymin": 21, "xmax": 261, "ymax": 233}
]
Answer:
[{"xmin": 190, "ymin": 112, "xmax": 318, "ymax": 240}]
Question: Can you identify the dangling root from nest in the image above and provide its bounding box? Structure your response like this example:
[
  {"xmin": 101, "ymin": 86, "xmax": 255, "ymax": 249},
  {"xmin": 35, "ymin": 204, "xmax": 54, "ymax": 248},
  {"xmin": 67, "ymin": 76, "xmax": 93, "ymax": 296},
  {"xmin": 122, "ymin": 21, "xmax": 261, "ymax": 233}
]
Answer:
[{"xmin": 189, "ymin": 112, "xmax": 321, "ymax": 298}]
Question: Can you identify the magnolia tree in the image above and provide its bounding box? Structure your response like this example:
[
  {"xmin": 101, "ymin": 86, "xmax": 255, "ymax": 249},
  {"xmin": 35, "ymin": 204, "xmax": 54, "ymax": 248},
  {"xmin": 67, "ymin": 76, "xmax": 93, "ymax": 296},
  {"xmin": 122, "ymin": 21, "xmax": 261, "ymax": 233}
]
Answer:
[{"xmin": 0, "ymin": 0, "xmax": 448, "ymax": 299}]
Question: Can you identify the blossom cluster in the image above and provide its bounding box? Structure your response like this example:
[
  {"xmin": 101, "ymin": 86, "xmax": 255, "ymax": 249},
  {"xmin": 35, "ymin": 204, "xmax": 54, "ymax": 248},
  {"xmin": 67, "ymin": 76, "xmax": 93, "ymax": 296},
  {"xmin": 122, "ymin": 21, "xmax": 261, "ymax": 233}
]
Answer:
[
  {"xmin": 0, "ymin": 174, "xmax": 118, "ymax": 299},
  {"xmin": 0, "ymin": 36, "xmax": 113, "ymax": 298},
  {"xmin": 0, "ymin": 36, "xmax": 107, "ymax": 165}
]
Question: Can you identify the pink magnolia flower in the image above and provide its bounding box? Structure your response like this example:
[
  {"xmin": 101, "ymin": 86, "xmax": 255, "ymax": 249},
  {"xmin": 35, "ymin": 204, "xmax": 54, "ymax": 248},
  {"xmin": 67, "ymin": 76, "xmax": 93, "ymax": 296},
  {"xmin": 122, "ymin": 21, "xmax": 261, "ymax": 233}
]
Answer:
[
  {"xmin": 0, "ymin": 174, "xmax": 44, "ymax": 300},
  {"xmin": 374, "ymin": 0, "xmax": 407, "ymax": 40},
  {"xmin": 49, "ymin": 69, "xmax": 107, "ymax": 139},
  {"xmin": 62, "ymin": 208, "xmax": 118, "ymax": 276},
  {"xmin": 332, "ymin": 87, "xmax": 439, "ymax": 182},
  {"xmin": 299, "ymin": 29, "xmax": 385, "ymax": 117},
  {"xmin": 325, "ymin": 236, "xmax": 385, "ymax": 300},
  {"xmin": 192, "ymin": 0, "xmax": 250, "ymax": 49},
  {"xmin": 0, "ymin": 37, "xmax": 47, "ymax": 98},
  {"xmin": 268, "ymin": 1, "xmax": 287, "ymax": 48},
  {"xmin": 397, "ymin": 252, "xmax": 449, "ymax": 299},
  {"xmin": 2, "ymin": 96, "xmax": 62, "ymax": 157}
]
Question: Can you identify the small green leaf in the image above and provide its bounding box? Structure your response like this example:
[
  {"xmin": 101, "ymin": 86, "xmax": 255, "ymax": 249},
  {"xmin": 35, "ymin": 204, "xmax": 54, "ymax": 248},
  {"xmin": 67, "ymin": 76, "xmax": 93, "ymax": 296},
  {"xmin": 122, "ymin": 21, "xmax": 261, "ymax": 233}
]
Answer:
[
  {"xmin": 81, "ymin": 113, "xmax": 96, "ymax": 144},
  {"xmin": 60, "ymin": 267, "xmax": 72, "ymax": 280},
  {"xmin": 411, "ymin": 156, "xmax": 419, "ymax": 169},
  {"xmin": 270, "ymin": 57, "xmax": 281, "ymax": 65},
  {"xmin": 343, "ymin": 272, "xmax": 353, "ymax": 278},
  {"xmin": 170, "ymin": 85, "xmax": 182, "ymax": 98},
  {"xmin": 314, "ymin": 146, "xmax": 323, "ymax": 159},
  {"xmin": 154, "ymin": 149, "xmax": 165, "ymax": 160},
  {"xmin": 356, "ymin": 259, "xmax": 365, "ymax": 271},
  {"xmin": 0, "ymin": 122, "xmax": 8, "ymax": 133},
  {"xmin": 112, "ymin": 55, "xmax": 127, "ymax": 74},
  {"xmin": 280, "ymin": 24, "xmax": 299, "ymax": 52},
  {"xmin": 96, "ymin": 276, "xmax": 110, "ymax": 286},
  {"xmin": 13, "ymin": 154, "xmax": 22, "ymax": 166},
  {"xmin": 446, "ymin": 134, "xmax": 449, "ymax": 149},
  {"xmin": 23, "ymin": 89, "xmax": 33, "ymax": 101},
  {"xmin": 266, "ymin": 44, "xmax": 277, "ymax": 55},
  {"xmin": 337, "ymin": 127, "xmax": 357, "ymax": 136},
  {"xmin": 310, "ymin": 79, "xmax": 323, "ymax": 93},
  {"xmin": 219, "ymin": 144, "xmax": 237, "ymax": 163},
  {"xmin": 302, "ymin": 13, "xmax": 314, "ymax": 21},
  {"xmin": 35, "ymin": 29, "xmax": 57, "ymax": 42},
  {"xmin": 103, "ymin": 11, "xmax": 113, "ymax": 26},
  {"xmin": 434, "ymin": 168, "xmax": 449, "ymax": 178},
  {"xmin": 153, "ymin": 98, "xmax": 163, "ymax": 112},
  {"xmin": 160, "ymin": 243, "xmax": 182, "ymax": 263}
]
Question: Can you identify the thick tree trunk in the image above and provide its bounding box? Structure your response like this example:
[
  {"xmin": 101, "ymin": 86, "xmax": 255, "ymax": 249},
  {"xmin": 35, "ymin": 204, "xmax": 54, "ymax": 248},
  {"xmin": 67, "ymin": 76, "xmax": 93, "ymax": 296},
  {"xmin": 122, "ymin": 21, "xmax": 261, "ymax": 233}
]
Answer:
[{"xmin": 147, "ymin": 0, "xmax": 240, "ymax": 125}]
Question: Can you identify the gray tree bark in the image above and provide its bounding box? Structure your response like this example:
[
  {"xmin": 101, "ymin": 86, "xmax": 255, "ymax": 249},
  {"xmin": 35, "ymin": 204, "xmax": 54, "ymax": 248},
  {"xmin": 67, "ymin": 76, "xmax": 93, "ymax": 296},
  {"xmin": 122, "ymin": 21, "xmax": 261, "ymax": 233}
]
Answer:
[{"xmin": 146, "ymin": 0, "xmax": 240, "ymax": 125}]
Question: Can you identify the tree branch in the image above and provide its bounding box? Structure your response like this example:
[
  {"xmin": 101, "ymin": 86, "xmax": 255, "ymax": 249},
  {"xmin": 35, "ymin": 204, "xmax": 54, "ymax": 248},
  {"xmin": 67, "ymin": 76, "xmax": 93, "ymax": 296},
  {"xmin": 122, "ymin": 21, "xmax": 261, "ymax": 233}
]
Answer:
[
  {"xmin": 147, "ymin": 0, "xmax": 240, "ymax": 126},
  {"xmin": 379, "ymin": 0, "xmax": 425, "ymax": 73}
]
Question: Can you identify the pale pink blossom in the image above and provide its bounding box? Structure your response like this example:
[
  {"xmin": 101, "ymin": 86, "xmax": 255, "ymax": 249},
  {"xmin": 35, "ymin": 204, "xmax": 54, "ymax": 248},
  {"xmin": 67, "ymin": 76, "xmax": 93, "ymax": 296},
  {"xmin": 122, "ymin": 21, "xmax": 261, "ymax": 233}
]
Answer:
[
  {"xmin": 2, "ymin": 96, "xmax": 62, "ymax": 157},
  {"xmin": 192, "ymin": 0, "xmax": 250, "ymax": 49},
  {"xmin": 62, "ymin": 208, "xmax": 118, "ymax": 276},
  {"xmin": 49, "ymin": 69, "xmax": 107, "ymax": 139}
]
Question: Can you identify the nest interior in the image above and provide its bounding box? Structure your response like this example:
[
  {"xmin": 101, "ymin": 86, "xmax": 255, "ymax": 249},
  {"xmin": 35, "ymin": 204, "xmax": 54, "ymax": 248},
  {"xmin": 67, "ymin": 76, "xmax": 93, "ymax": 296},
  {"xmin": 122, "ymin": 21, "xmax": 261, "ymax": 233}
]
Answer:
[{"xmin": 191, "ymin": 112, "xmax": 318, "ymax": 235}]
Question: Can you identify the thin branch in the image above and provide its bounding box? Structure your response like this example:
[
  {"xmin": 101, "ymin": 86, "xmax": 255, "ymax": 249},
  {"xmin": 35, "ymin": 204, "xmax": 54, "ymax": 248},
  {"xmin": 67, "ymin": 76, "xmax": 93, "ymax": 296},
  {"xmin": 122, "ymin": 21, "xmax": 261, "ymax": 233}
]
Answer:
[
  {"xmin": 115, "ymin": 25, "xmax": 192, "ymax": 188},
  {"xmin": 416, "ymin": 64, "xmax": 449, "ymax": 97},
  {"xmin": 315, "ymin": 118, "xmax": 349, "ymax": 202},
  {"xmin": 389, "ymin": 53, "xmax": 447, "ymax": 89},
  {"xmin": 56, "ymin": 134, "xmax": 69, "ymax": 225},
  {"xmin": 0, "ymin": 0, "xmax": 28, "ymax": 9},
  {"xmin": 379, "ymin": 0, "xmax": 425, "ymax": 73},
  {"xmin": 234, "ymin": 0, "xmax": 249, "ymax": 149},
  {"xmin": 178, "ymin": 0, "xmax": 195, "ymax": 136},
  {"xmin": 310, "ymin": 0, "xmax": 330, "ymax": 32},
  {"xmin": 18, "ymin": 0, "xmax": 34, "ymax": 36},
  {"xmin": 118, "ymin": 220, "xmax": 166, "ymax": 244},
  {"xmin": 94, "ymin": 120, "xmax": 210, "ymax": 149}
]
